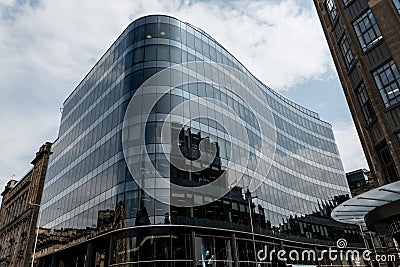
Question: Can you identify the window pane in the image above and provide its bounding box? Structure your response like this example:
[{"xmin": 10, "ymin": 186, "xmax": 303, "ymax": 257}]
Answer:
[
  {"xmin": 144, "ymin": 23, "xmax": 158, "ymax": 39},
  {"xmin": 133, "ymin": 47, "xmax": 144, "ymax": 64},
  {"xmin": 356, "ymin": 83, "xmax": 375, "ymax": 124},
  {"xmin": 159, "ymin": 23, "xmax": 169, "ymax": 39},
  {"xmin": 134, "ymin": 25, "xmax": 145, "ymax": 42},
  {"xmin": 373, "ymin": 60, "xmax": 400, "ymax": 107},
  {"xmin": 157, "ymin": 45, "xmax": 170, "ymax": 61},
  {"xmin": 325, "ymin": 0, "xmax": 338, "ymax": 24},
  {"xmin": 170, "ymin": 25, "xmax": 181, "ymax": 42},
  {"xmin": 144, "ymin": 45, "xmax": 157, "ymax": 61},
  {"xmin": 353, "ymin": 10, "xmax": 383, "ymax": 51},
  {"xmin": 343, "ymin": 0, "xmax": 353, "ymax": 6},
  {"xmin": 170, "ymin": 46, "xmax": 182, "ymax": 64},
  {"xmin": 376, "ymin": 142, "xmax": 399, "ymax": 183},
  {"xmin": 393, "ymin": 0, "xmax": 400, "ymax": 14},
  {"xmin": 339, "ymin": 35, "xmax": 355, "ymax": 69},
  {"xmin": 124, "ymin": 51, "xmax": 133, "ymax": 70}
]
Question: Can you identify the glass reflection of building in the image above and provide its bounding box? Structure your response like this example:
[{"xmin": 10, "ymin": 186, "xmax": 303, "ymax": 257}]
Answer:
[{"xmin": 37, "ymin": 15, "xmax": 364, "ymax": 266}]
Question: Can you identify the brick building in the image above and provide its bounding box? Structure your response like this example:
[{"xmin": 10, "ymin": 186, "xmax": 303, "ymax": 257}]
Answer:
[
  {"xmin": 313, "ymin": 0, "xmax": 400, "ymax": 186},
  {"xmin": 0, "ymin": 142, "xmax": 52, "ymax": 266},
  {"xmin": 314, "ymin": 0, "xmax": 400, "ymax": 264}
]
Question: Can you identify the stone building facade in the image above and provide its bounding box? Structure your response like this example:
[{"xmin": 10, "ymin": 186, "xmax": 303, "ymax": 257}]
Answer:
[
  {"xmin": 314, "ymin": 1, "xmax": 400, "ymax": 265},
  {"xmin": 313, "ymin": 0, "xmax": 400, "ymax": 187},
  {"xmin": 0, "ymin": 142, "xmax": 52, "ymax": 267}
]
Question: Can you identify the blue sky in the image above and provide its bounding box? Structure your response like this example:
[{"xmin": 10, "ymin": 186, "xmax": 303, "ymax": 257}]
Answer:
[{"xmin": 0, "ymin": 0, "xmax": 367, "ymax": 187}]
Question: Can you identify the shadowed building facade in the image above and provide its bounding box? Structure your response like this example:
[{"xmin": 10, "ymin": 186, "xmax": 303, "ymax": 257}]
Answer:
[
  {"xmin": 36, "ymin": 15, "xmax": 364, "ymax": 266},
  {"xmin": 0, "ymin": 142, "xmax": 52, "ymax": 267},
  {"xmin": 313, "ymin": 0, "xmax": 400, "ymax": 187},
  {"xmin": 314, "ymin": 0, "xmax": 400, "ymax": 264}
]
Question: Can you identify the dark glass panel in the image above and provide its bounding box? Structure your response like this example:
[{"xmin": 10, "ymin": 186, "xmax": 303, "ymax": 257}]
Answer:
[
  {"xmin": 124, "ymin": 51, "xmax": 133, "ymax": 70},
  {"xmin": 134, "ymin": 25, "xmax": 146, "ymax": 42},
  {"xmin": 132, "ymin": 70, "xmax": 144, "ymax": 90},
  {"xmin": 157, "ymin": 45, "xmax": 170, "ymax": 61},
  {"xmin": 144, "ymin": 23, "xmax": 158, "ymax": 39},
  {"xmin": 170, "ymin": 46, "xmax": 182, "ymax": 64},
  {"xmin": 125, "ymin": 190, "xmax": 139, "ymax": 218},
  {"xmin": 123, "ymin": 73, "xmax": 132, "ymax": 94},
  {"xmin": 159, "ymin": 23, "xmax": 170, "ymax": 39},
  {"xmin": 170, "ymin": 25, "xmax": 181, "ymax": 42},
  {"xmin": 145, "ymin": 45, "xmax": 157, "ymax": 61},
  {"xmin": 187, "ymin": 33, "xmax": 195, "ymax": 48}
]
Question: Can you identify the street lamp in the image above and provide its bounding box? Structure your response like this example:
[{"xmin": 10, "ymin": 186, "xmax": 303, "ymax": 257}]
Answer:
[
  {"xmin": 29, "ymin": 202, "xmax": 41, "ymax": 267},
  {"xmin": 247, "ymin": 195, "xmax": 258, "ymax": 266}
]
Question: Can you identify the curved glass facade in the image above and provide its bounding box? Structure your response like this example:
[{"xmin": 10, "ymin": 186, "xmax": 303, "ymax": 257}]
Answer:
[{"xmin": 37, "ymin": 15, "xmax": 362, "ymax": 266}]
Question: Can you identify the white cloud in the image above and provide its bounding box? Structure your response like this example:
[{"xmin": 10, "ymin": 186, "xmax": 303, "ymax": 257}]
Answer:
[
  {"xmin": 0, "ymin": 0, "xmax": 358, "ymax": 187},
  {"xmin": 332, "ymin": 120, "xmax": 368, "ymax": 172},
  {"xmin": 0, "ymin": 0, "xmax": 14, "ymax": 6}
]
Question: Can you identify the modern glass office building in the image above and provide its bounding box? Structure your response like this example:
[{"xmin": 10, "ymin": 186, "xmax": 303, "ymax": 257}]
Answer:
[{"xmin": 36, "ymin": 15, "xmax": 364, "ymax": 266}]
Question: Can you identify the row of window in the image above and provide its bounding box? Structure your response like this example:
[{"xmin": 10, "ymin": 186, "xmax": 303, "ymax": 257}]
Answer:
[
  {"xmin": 42, "ymin": 148, "xmax": 346, "ymax": 228},
  {"xmin": 326, "ymin": 2, "xmax": 400, "ymax": 113},
  {"xmin": 355, "ymin": 59, "xmax": 400, "ymax": 126},
  {"xmin": 63, "ymin": 23, "xmax": 332, "ymax": 145},
  {"xmin": 356, "ymin": 83, "xmax": 375, "ymax": 124},
  {"xmin": 59, "ymin": 43, "xmax": 334, "ymax": 158},
  {"xmin": 365, "ymin": 59, "xmax": 400, "ymax": 182},
  {"xmin": 64, "ymin": 17, "xmax": 325, "ymax": 126},
  {"xmin": 42, "ymin": 93, "xmax": 344, "ymax": 228},
  {"xmin": 326, "ymin": 2, "xmax": 382, "ymax": 65},
  {"xmin": 326, "ymin": 0, "xmax": 338, "ymax": 24},
  {"xmin": 112, "ymin": 233, "xmax": 357, "ymax": 265},
  {"xmin": 53, "ymin": 67, "xmax": 338, "ymax": 179},
  {"xmin": 353, "ymin": 9, "xmax": 383, "ymax": 52},
  {"xmin": 323, "ymin": 2, "xmax": 400, "ymax": 186},
  {"xmin": 42, "ymin": 16, "xmax": 348, "ymax": 232},
  {"xmin": 376, "ymin": 141, "xmax": 399, "ymax": 183},
  {"xmin": 373, "ymin": 60, "xmax": 400, "ymax": 108},
  {"xmin": 339, "ymin": 35, "xmax": 355, "ymax": 69},
  {"xmin": 342, "ymin": 0, "xmax": 399, "ymax": 14}
]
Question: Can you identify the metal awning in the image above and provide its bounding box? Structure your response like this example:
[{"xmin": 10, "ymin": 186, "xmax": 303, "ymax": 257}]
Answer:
[{"xmin": 331, "ymin": 181, "xmax": 400, "ymax": 225}]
